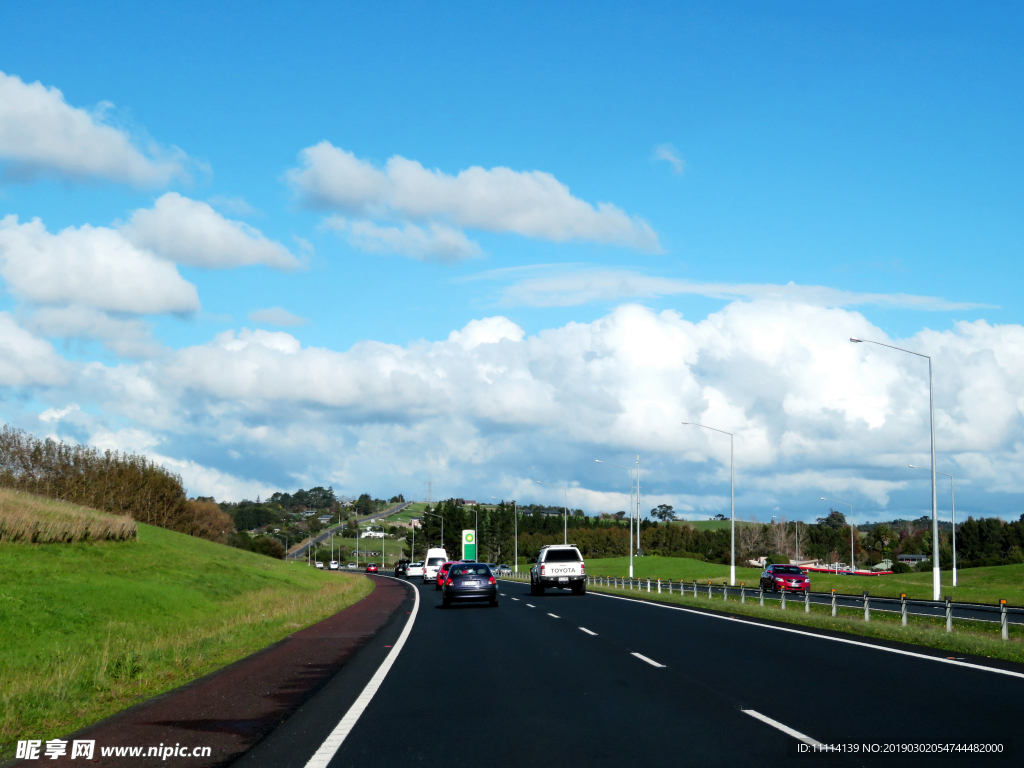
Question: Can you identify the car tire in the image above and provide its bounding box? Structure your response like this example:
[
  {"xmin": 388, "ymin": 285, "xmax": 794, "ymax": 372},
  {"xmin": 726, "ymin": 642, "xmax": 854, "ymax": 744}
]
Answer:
[
  {"xmin": 489, "ymin": 598, "xmax": 499, "ymax": 607},
  {"xmin": 442, "ymin": 597, "xmax": 451, "ymax": 608},
  {"xmin": 571, "ymin": 582, "xmax": 586, "ymax": 596}
]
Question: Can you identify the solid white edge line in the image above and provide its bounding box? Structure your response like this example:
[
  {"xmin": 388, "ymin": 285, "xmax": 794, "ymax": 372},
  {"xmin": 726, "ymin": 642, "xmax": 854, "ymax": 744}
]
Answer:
[
  {"xmin": 591, "ymin": 591, "xmax": 1024, "ymax": 681},
  {"xmin": 741, "ymin": 709, "xmax": 824, "ymax": 748},
  {"xmin": 303, "ymin": 577, "xmax": 420, "ymax": 768},
  {"xmin": 579, "ymin": 627, "xmax": 597, "ymax": 636},
  {"xmin": 631, "ymin": 652, "xmax": 666, "ymax": 668},
  {"xmin": 547, "ymin": 613, "xmax": 560, "ymax": 618}
]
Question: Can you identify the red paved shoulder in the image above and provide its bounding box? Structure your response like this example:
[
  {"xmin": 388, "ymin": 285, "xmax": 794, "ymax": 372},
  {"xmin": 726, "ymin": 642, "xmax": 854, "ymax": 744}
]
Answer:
[{"xmin": 25, "ymin": 576, "xmax": 409, "ymax": 768}]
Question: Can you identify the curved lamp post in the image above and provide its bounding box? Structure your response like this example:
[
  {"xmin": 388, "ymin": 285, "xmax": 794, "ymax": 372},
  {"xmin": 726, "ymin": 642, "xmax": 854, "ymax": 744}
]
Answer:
[
  {"xmin": 682, "ymin": 421, "xmax": 735, "ymax": 585},
  {"xmin": 851, "ymin": 337, "xmax": 940, "ymax": 599},
  {"xmin": 910, "ymin": 464, "xmax": 957, "ymax": 586},
  {"xmin": 595, "ymin": 459, "xmax": 637, "ymax": 578}
]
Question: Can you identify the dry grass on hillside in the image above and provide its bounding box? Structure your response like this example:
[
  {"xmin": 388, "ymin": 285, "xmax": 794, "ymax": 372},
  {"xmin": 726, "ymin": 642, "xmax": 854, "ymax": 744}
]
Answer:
[{"xmin": 0, "ymin": 488, "xmax": 136, "ymax": 543}]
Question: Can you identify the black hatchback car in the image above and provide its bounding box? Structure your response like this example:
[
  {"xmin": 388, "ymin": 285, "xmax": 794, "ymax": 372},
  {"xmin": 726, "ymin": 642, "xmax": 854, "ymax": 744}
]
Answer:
[{"xmin": 442, "ymin": 563, "xmax": 498, "ymax": 608}]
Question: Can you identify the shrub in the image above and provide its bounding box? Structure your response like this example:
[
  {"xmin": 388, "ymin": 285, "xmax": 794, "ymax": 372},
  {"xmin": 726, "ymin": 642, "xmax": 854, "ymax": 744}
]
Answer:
[
  {"xmin": 766, "ymin": 554, "xmax": 791, "ymax": 565},
  {"xmin": 890, "ymin": 561, "xmax": 912, "ymax": 574}
]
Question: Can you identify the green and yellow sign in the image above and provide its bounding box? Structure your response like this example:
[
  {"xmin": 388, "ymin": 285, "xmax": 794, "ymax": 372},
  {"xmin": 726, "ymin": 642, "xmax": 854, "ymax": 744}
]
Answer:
[{"xmin": 462, "ymin": 529, "xmax": 476, "ymax": 561}]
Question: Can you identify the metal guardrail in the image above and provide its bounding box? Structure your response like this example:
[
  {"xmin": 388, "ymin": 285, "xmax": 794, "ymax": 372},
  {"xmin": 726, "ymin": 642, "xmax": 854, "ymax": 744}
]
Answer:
[{"xmin": 499, "ymin": 572, "xmax": 1019, "ymax": 641}]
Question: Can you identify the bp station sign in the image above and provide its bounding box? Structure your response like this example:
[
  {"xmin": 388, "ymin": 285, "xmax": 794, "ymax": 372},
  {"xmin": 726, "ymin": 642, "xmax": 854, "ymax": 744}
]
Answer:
[{"xmin": 461, "ymin": 529, "xmax": 476, "ymax": 561}]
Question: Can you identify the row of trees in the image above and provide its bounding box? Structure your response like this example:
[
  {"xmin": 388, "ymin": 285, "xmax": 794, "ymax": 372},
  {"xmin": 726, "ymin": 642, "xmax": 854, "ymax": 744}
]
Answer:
[{"xmin": 0, "ymin": 425, "xmax": 231, "ymax": 541}]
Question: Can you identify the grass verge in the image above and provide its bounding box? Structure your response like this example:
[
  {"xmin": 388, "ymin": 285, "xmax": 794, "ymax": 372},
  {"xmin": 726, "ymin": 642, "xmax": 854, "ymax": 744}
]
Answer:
[
  {"xmin": 0, "ymin": 488, "xmax": 136, "ymax": 543},
  {"xmin": 0, "ymin": 523, "xmax": 373, "ymax": 758},
  {"xmin": 575, "ymin": 579, "xmax": 1024, "ymax": 665},
  {"xmin": 584, "ymin": 555, "xmax": 1024, "ymax": 606}
]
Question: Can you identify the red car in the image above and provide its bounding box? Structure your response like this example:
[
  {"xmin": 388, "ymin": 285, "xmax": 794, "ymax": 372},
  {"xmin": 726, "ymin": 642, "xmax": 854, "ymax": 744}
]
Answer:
[
  {"xmin": 365, "ymin": 563, "xmax": 379, "ymax": 573},
  {"xmin": 435, "ymin": 561, "xmax": 454, "ymax": 591},
  {"xmin": 760, "ymin": 564, "xmax": 810, "ymax": 593}
]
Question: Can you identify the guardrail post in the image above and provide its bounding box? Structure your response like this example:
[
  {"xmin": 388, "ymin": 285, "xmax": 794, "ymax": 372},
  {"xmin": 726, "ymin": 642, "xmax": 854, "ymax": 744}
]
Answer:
[
  {"xmin": 741, "ymin": 583, "xmax": 746, "ymax": 604},
  {"xmin": 1000, "ymin": 600, "xmax": 1008, "ymax": 641},
  {"xmin": 647, "ymin": 578, "xmax": 651, "ymax": 593},
  {"xmin": 657, "ymin": 579, "xmax": 661, "ymax": 594},
  {"xmin": 804, "ymin": 590, "xmax": 810, "ymax": 613},
  {"xmin": 693, "ymin": 580, "xmax": 697, "ymax": 598},
  {"xmin": 781, "ymin": 590, "xmax": 786, "ymax": 610},
  {"xmin": 707, "ymin": 581, "xmax": 712, "ymax": 599},
  {"xmin": 863, "ymin": 592, "xmax": 870, "ymax": 621},
  {"xmin": 901, "ymin": 594, "xmax": 907, "ymax": 626},
  {"xmin": 945, "ymin": 596, "xmax": 952, "ymax": 633},
  {"xmin": 831, "ymin": 589, "xmax": 836, "ymax": 617},
  {"xmin": 759, "ymin": 587, "xmax": 764, "ymax": 607},
  {"xmin": 723, "ymin": 583, "xmax": 728, "ymax": 601}
]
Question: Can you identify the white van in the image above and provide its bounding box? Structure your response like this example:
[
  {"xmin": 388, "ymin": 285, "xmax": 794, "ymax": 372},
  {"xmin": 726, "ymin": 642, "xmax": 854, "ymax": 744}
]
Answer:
[{"xmin": 422, "ymin": 547, "xmax": 449, "ymax": 583}]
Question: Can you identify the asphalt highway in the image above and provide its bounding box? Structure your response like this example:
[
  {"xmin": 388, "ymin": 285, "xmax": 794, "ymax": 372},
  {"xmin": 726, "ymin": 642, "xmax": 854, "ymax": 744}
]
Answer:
[{"xmin": 236, "ymin": 577, "xmax": 1021, "ymax": 768}]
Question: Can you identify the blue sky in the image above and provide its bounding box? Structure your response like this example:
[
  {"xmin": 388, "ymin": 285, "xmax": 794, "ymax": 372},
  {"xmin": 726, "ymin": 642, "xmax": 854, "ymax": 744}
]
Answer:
[{"xmin": 1, "ymin": 2, "xmax": 1022, "ymax": 523}]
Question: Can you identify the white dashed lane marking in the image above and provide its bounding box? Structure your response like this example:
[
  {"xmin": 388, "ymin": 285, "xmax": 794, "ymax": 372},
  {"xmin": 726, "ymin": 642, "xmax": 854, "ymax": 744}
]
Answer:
[
  {"xmin": 547, "ymin": 613, "xmax": 560, "ymax": 619},
  {"xmin": 741, "ymin": 710, "xmax": 824, "ymax": 748},
  {"xmin": 579, "ymin": 627, "xmax": 597, "ymax": 636},
  {"xmin": 631, "ymin": 652, "xmax": 666, "ymax": 668},
  {"xmin": 526, "ymin": 604, "xmax": 536, "ymax": 608},
  {"xmin": 511, "ymin": 598, "xmax": 519, "ymax": 601}
]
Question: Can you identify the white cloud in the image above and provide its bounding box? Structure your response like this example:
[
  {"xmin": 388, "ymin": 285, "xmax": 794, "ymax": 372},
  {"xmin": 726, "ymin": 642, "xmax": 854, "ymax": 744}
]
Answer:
[
  {"xmin": 12, "ymin": 295, "xmax": 1024, "ymax": 519},
  {"xmin": 248, "ymin": 307, "xmax": 308, "ymax": 327},
  {"xmin": 327, "ymin": 216, "xmax": 482, "ymax": 262},
  {"xmin": 0, "ymin": 311, "xmax": 70, "ymax": 386},
  {"xmin": 0, "ymin": 70, "xmax": 189, "ymax": 186},
  {"xmin": 122, "ymin": 193, "xmax": 301, "ymax": 269},
  {"xmin": 653, "ymin": 143, "xmax": 685, "ymax": 174},
  {"xmin": 27, "ymin": 306, "xmax": 163, "ymax": 358},
  {"xmin": 289, "ymin": 141, "xmax": 660, "ymax": 254},
  {"xmin": 0, "ymin": 215, "xmax": 199, "ymax": 314},
  {"xmin": 486, "ymin": 267, "xmax": 992, "ymax": 311}
]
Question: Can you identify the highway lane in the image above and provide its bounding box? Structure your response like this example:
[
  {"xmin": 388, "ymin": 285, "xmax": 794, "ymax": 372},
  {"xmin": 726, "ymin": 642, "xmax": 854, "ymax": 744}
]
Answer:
[{"xmin": 240, "ymin": 577, "xmax": 1020, "ymax": 767}]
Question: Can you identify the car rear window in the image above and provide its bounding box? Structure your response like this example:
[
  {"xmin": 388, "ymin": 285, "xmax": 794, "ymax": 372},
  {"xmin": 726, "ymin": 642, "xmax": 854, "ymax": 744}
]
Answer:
[
  {"xmin": 544, "ymin": 548, "xmax": 582, "ymax": 562},
  {"xmin": 426, "ymin": 557, "xmax": 445, "ymax": 566},
  {"xmin": 774, "ymin": 566, "xmax": 804, "ymax": 574},
  {"xmin": 450, "ymin": 565, "xmax": 492, "ymax": 576}
]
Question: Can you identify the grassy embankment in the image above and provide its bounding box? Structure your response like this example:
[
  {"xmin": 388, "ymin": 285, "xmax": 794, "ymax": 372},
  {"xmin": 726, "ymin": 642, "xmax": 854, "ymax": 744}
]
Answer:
[
  {"xmin": 0, "ymin": 488, "xmax": 136, "ymax": 543},
  {"xmin": 0, "ymin": 500, "xmax": 373, "ymax": 758},
  {"xmin": 584, "ymin": 555, "xmax": 1024, "ymax": 606}
]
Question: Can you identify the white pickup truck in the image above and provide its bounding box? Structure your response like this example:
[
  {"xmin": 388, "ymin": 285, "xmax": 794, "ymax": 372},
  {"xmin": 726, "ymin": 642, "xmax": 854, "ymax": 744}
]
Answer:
[{"xmin": 530, "ymin": 545, "xmax": 586, "ymax": 595}]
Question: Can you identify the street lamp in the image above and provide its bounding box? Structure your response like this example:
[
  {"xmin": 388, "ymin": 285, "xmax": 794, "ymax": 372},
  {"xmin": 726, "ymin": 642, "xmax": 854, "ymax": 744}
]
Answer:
[
  {"xmin": 362, "ymin": 525, "xmax": 385, "ymax": 567},
  {"xmin": 535, "ymin": 480, "xmax": 569, "ymax": 545},
  {"xmin": 851, "ymin": 336, "xmax": 940, "ymax": 600},
  {"xmin": 682, "ymin": 421, "xmax": 736, "ymax": 586},
  {"xmin": 821, "ymin": 497, "xmax": 855, "ymax": 572},
  {"xmin": 492, "ymin": 497, "xmax": 519, "ymax": 572},
  {"xmin": 595, "ymin": 459, "xmax": 637, "ymax": 578},
  {"xmin": 910, "ymin": 464, "xmax": 957, "ymax": 587}
]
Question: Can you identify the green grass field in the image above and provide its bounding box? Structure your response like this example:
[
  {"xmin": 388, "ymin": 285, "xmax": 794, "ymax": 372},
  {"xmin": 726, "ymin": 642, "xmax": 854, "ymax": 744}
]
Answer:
[
  {"xmin": 583, "ymin": 555, "xmax": 1024, "ymax": 606},
  {"xmin": 669, "ymin": 519, "xmax": 760, "ymax": 531},
  {"xmin": 0, "ymin": 522, "xmax": 373, "ymax": 757}
]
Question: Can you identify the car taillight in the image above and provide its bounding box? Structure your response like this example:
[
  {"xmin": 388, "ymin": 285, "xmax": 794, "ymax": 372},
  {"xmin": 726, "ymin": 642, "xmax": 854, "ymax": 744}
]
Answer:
[
  {"xmin": 580, "ymin": 563, "xmax": 585, "ymax": 574},
  {"xmin": 488, "ymin": 576, "xmax": 496, "ymax": 585},
  {"xmin": 445, "ymin": 578, "xmax": 453, "ymax": 586},
  {"xmin": 540, "ymin": 564, "xmax": 546, "ymax": 574}
]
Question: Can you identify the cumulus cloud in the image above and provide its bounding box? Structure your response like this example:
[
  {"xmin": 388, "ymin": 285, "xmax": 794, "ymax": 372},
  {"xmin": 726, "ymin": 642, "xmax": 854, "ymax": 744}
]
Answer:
[
  {"xmin": 483, "ymin": 266, "xmax": 992, "ymax": 311},
  {"xmin": 653, "ymin": 143, "xmax": 685, "ymax": 174},
  {"xmin": 0, "ymin": 312, "xmax": 71, "ymax": 386},
  {"xmin": 11, "ymin": 296, "xmax": 1024, "ymax": 518},
  {"xmin": 248, "ymin": 307, "xmax": 308, "ymax": 327},
  {"xmin": 0, "ymin": 70, "xmax": 190, "ymax": 186},
  {"xmin": 289, "ymin": 141, "xmax": 660, "ymax": 257},
  {"xmin": 325, "ymin": 216, "xmax": 482, "ymax": 262},
  {"xmin": 27, "ymin": 306, "xmax": 163, "ymax": 358},
  {"xmin": 0, "ymin": 214, "xmax": 199, "ymax": 314},
  {"xmin": 122, "ymin": 193, "xmax": 301, "ymax": 269}
]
